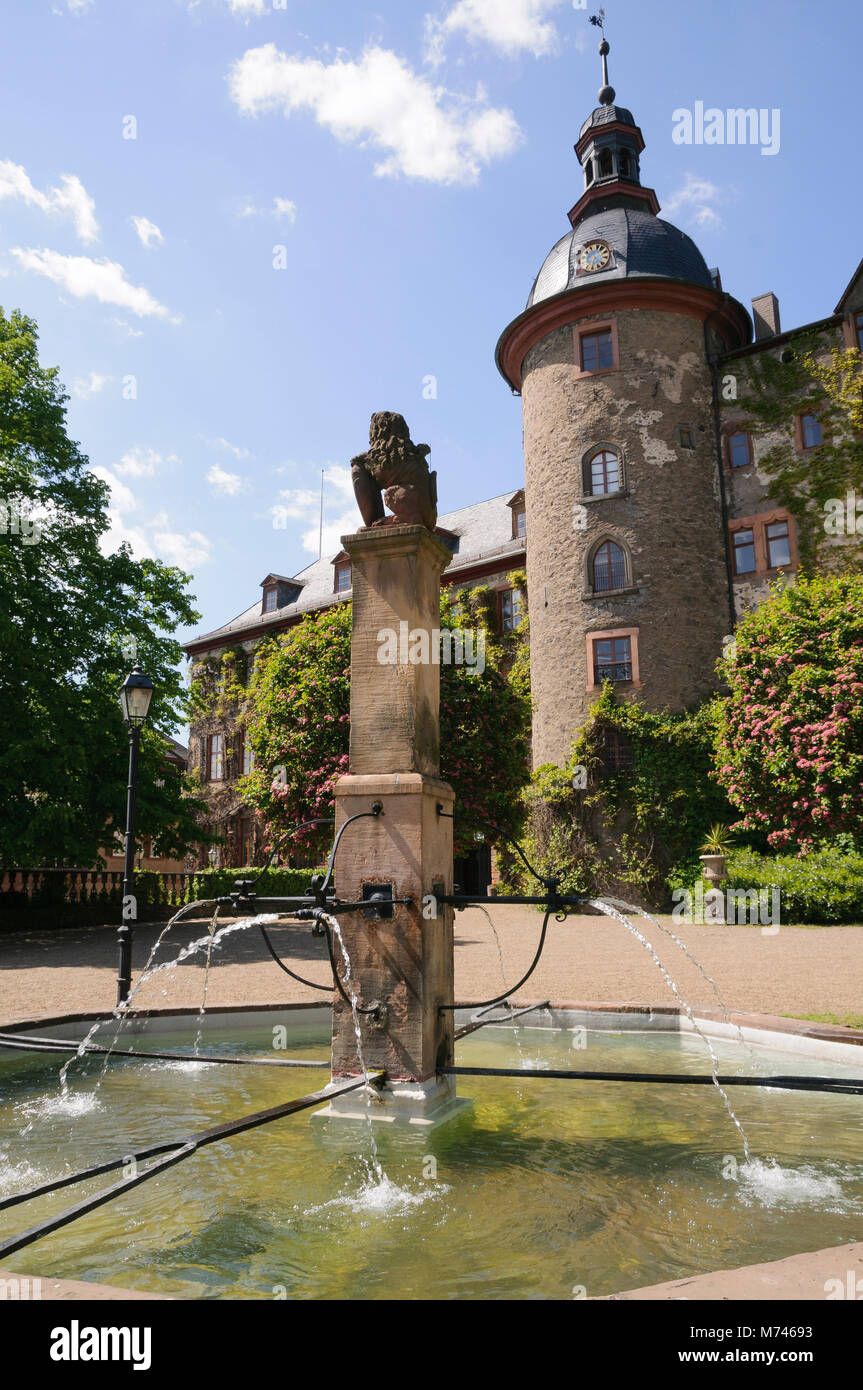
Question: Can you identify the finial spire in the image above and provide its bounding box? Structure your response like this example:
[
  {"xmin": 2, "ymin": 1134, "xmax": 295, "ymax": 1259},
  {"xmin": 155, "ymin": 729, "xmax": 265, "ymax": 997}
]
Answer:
[{"xmin": 589, "ymin": 9, "xmax": 615, "ymax": 105}]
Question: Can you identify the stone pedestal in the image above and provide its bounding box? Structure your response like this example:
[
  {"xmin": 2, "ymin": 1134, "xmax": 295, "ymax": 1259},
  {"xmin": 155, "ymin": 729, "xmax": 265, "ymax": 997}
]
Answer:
[{"xmin": 317, "ymin": 524, "xmax": 468, "ymax": 1125}]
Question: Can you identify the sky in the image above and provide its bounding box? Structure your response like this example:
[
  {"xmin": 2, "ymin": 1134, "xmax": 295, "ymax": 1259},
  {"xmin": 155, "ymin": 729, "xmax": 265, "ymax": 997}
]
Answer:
[{"xmin": 1, "ymin": 0, "xmax": 861, "ymax": 650}]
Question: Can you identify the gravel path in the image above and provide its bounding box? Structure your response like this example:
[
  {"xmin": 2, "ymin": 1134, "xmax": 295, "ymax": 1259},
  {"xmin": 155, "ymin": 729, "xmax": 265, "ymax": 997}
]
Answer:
[{"xmin": 0, "ymin": 905, "xmax": 861, "ymax": 1025}]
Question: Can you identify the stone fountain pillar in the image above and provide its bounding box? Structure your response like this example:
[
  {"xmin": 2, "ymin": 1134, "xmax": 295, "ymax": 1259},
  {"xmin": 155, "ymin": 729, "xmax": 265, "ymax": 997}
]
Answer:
[{"xmin": 319, "ymin": 522, "xmax": 465, "ymax": 1125}]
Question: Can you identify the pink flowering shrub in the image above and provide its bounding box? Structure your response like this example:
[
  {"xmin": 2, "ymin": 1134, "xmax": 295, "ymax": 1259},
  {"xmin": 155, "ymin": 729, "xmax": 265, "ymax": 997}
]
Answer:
[
  {"xmin": 243, "ymin": 598, "xmax": 530, "ymax": 861},
  {"xmin": 715, "ymin": 573, "xmax": 863, "ymax": 854}
]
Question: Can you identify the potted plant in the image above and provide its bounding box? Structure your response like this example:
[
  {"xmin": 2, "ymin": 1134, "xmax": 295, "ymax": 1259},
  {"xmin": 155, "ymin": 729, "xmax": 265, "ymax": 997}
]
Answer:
[{"xmin": 699, "ymin": 825, "xmax": 733, "ymax": 884}]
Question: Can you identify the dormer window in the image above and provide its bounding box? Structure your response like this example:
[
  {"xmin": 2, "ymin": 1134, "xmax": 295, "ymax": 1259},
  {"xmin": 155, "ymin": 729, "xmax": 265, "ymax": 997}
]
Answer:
[
  {"xmin": 334, "ymin": 560, "xmax": 351, "ymax": 594},
  {"xmin": 259, "ymin": 574, "xmax": 302, "ymax": 615},
  {"xmin": 507, "ymin": 490, "xmax": 526, "ymax": 539}
]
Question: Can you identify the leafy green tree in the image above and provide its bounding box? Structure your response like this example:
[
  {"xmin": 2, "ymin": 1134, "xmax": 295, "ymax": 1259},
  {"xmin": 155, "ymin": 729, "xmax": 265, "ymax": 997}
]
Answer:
[
  {"xmin": 715, "ymin": 572, "xmax": 863, "ymax": 853},
  {"xmin": 243, "ymin": 593, "xmax": 531, "ymax": 861},
  {"xmin": 0, "ymin": 306, "xmax": 206, "ymax": 865}
]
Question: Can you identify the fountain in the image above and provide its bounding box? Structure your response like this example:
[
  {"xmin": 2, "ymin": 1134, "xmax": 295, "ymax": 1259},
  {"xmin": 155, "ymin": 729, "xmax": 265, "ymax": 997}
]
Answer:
[{"xmin": 1, "ymin": 412, "xmax": 863, "ymax": 1299}]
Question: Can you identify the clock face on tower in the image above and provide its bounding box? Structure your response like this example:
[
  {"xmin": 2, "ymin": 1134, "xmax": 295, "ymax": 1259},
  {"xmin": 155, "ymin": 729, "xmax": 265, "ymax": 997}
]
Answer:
[{"xmin": 578, "ymin": 240, "xmax": 611, "ymax": 273}]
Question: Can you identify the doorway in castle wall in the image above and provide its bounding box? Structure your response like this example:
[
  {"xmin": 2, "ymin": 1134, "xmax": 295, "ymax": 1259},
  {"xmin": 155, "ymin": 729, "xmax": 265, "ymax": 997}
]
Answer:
[{"xmin": 454, "ymin": 843, "xmax": 492, "ymax": 896}]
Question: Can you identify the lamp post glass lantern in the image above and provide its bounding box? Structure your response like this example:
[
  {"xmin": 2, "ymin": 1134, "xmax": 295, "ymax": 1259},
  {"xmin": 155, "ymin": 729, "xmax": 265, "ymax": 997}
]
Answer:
[{"xmin": 116, "ymin": 665, "xmax": 154, "ymax": 1005}]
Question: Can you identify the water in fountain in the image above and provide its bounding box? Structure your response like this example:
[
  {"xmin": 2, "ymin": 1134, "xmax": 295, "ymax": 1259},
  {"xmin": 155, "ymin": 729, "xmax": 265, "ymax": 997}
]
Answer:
[
  {"xmin": 587, "ymin": 899, "xmax": 753, "ymax": 1164},
  {"xmin": 193, "ymin": 906, "xmax": 220, "ymax": 1062},
  {"xmin": 326, "ymin": 914, "xmax": 385, "ymax": 1182},
  {"xmin": 624, "ymin": 902, "xmax": 760, "ymax": 1067},
  {"xmin": 468, "ymin": 904, "xmax": 550, "ymax": 1070},
  {"xmin": 50, "ymin": 913, "xmax": 279, "ymax": 1108}
]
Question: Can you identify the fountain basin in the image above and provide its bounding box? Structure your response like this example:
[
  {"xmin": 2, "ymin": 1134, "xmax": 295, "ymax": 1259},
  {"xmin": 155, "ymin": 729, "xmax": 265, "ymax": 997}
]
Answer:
[{"xmin": 1, "ymin": 1005, "xmax": 862, "ymax": 1300}]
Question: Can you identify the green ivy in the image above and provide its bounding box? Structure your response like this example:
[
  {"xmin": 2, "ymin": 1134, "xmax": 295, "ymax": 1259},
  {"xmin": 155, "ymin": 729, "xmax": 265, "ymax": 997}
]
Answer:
[{"xmin": 505, "ymin": 686, "xmax": 734, "ymax": 906}]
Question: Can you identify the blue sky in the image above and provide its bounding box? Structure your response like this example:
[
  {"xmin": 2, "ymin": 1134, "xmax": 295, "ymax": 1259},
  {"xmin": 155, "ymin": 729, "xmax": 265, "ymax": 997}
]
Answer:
[{"xmin": 1, "ymin": 0, "xmax": 860, "ymax": 649}]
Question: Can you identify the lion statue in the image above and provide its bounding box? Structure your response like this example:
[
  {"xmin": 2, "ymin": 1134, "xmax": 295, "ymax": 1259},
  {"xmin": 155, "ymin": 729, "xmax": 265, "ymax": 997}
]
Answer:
[{"xmin": 350, "ymin": 411, "xmax": 437, "ymax": 531}]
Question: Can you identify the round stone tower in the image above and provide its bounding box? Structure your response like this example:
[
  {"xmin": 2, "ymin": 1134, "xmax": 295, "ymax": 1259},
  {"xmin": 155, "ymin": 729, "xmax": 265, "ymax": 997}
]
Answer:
[{"xmin": 496, "ymin": 37, "xmax": 752, "ymax": 769}]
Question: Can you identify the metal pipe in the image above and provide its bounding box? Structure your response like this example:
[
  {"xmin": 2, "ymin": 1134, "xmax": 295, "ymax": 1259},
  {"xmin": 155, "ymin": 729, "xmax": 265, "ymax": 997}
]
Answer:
[{"xmin": 116, "ymin": 725, "xmax": 140, "ymax": 1006}]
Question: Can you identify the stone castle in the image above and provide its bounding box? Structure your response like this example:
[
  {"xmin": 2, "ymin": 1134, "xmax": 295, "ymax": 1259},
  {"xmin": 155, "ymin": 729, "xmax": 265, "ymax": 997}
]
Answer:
[{"xmin": 184, "ymin": 37, "xmax": 863, "ymax": 861}]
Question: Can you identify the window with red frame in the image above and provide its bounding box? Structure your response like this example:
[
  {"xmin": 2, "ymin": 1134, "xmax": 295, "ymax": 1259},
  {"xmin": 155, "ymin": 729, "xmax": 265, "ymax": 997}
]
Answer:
[
  {"xmin": 766, "ymin": 519, "xmax": 791, "ymax": 569},
  {"xmin": 499, "ymin": 588, "xmax": 524, "ymax": 631},
  {"xmin": 580, "ymin": 328, "xmax": 614, "ymax": 372},
  {"xmin": 592, "ymin": 635, "xmax": 632, "ymax": 684},
  {"xmin": 208, "ymin": 733, "xmax": 224, "ymax": 781},
  {"xmin": 800, "ymin": 413, "xmax": 822, "ymax": 449},
  {"xmin": 732, "ymin": 528, "xmax": 756, "ymax": 574},
  {"xmin": 588, "ymin": 448, "xmax": 620, "ymax": 496},
  {"xmin": 592, "ymin": 540, "xmax": 627, "ymax": 591},
  {"xmin": 727, "ymin": 431, "xmax": 751, "ymax": 468}
]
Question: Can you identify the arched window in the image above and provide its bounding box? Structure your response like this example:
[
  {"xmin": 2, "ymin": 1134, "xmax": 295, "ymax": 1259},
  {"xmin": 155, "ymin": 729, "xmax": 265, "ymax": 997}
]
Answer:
[
  {"xmin": 584, "ymin": 157, "xmax": 593, "ymax": 185},
  {"xmin": 585, "ymin": 448, "xmax": 620, "ymax": 496},
  {"xmin": 598, "ymin": 149, "xmax": 613, "ymax": 177},
  {"xmin": 592, "ymin": 540, "xmax": 627, "ymax": 592},
  {"xmin": 618, "ymin": 149, "xmax": 631, "ymax": 178}
]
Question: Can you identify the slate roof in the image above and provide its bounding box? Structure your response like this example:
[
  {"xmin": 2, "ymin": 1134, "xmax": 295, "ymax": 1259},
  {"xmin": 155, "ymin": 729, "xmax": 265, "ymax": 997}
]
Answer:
[
  {"xmin": 527, "ymin": 205, "xmax": 714, "ymax": 308},
  {"xmin": 579, "ymin": 104, "xmax": 636, "ymax": 136},
  {"xmin": 185, "ymin": 491, "xmax": 523, "ymax": 652}
]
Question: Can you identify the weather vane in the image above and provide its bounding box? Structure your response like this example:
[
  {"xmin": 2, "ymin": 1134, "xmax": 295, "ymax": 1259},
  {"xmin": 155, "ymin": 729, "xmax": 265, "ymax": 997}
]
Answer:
[{"xmin": 589, "ymin": 8, "xmax": 606, "ymax": 35}]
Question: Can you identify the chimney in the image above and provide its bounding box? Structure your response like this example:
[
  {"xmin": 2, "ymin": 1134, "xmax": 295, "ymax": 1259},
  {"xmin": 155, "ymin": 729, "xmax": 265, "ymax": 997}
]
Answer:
[{"xmin": 751, "ymin": 292, "xmax": 781, "ymax": 341}]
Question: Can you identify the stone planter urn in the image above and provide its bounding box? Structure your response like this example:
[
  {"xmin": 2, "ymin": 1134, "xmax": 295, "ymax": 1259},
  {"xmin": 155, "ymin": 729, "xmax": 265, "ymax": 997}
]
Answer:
[{"xmin": 700, "ymin": 853, "xmax": 727, "ymax": 885}]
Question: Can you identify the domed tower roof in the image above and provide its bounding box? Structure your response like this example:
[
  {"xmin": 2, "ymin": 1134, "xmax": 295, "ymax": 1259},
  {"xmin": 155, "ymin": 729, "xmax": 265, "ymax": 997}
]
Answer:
[
  {"xmin": 527, "ymin": 206, "xmax": 715, "ymax": 308},
  {"xmin": 496, "ymin": 26, "xmax": 751, "ymax": 389},
  {"xmin": 579, "ymin": 104, "xmax": 636, "ymax": 136}
]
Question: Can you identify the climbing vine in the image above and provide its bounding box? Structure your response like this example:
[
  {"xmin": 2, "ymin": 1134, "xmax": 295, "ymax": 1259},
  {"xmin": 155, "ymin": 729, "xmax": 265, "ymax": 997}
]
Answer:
[{"xmin": 737, "ymin": 336, "xmax": 863, "ymax": 567}]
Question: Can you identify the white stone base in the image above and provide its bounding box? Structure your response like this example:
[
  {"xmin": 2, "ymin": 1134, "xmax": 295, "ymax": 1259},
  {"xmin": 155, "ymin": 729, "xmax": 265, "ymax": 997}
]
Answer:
[{"xmin": 312, "ymin": 1073, "xmax": 472, "ymax": 1127}]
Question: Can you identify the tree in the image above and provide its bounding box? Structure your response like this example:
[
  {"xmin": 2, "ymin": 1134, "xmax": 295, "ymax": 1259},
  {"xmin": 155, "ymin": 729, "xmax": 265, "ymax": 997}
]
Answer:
[
  {"xmin": 0, "ymin": 306, "xmax": 207, "ymax": 865},
  {"xmin": 242, "ymin": 591, "xmax": 531, "ymax": 862},
  {"xmin": 715, "ymin": 572, "xmax": 863, "ymax": 853}
]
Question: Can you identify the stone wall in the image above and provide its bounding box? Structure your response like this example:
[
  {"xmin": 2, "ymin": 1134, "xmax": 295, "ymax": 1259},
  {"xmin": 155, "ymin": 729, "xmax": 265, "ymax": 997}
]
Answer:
[{"xmin": 522, "ymin": 306, "xmax": 732, "ymax": 768}]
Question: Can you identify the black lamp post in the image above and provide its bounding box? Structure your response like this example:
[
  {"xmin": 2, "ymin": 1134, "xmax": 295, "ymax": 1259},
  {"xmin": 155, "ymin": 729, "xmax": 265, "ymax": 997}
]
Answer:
[{"xmin": 117, "ymin": 664, "xmax": 154, "ymax": 1005}]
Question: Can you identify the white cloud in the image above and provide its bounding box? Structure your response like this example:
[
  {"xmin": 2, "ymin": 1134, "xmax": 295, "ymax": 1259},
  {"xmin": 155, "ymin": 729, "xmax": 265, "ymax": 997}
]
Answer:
[
  {"xmin": 271, "ymin": 463, "xmax": 357, "ymax": 556},
  {"xmin": 131, "ymin": 215, "xmax": 164, "ymax": 248},
  {"xmin": 90, "ymin": 464, "xmax": 211, "ymax": 569},
  {"xmin": 229, "ymin": 43, "xmax": 523, "ymax": 185},
  {"xmin": 425, "ymin": 0, "xmax": 566, "ymax": 62},
  {"xmin": 0, "ymin": 160, "xmax": 99, "ymax": 243},
  {"xmin": 91, "ymin": 465, "xmax": 139, "ymax": 515},
  {"xmin": 66, "ymin": 0, "xmax": 95, "ymax": 13},
  {"xmin": 115, "ymin": 447, "xmax": 177, "ymax": 479},
  {"xmin": 663, "ymin": 174, "xmax": 726, "ymax": 231},
  {"xmin": 111, "ymin": 317, "xmax": 144, "ymax": 338},
  {"xmin": 203, "ymin": 435, "xmax": 253, "ymax": 460},
  {"xmin": 230, "ymin": 0, "xmax": 266, "ymax": 13},
  {"xmin": 10, "ymin": 248, "xmax": 176, "ymax": 320},
  {"xmin": 207, "ymin": 463, "xmax": 250, "ymax": 496},
  {"xmin": 72, "ymin": 370, "xmax": 110, "ymax": 399},
  {"xmin": 153, "ymin": 529, "xmax": 212, "ymax": 569},
  {"xmin": 237, "ymin": 195, "xmax": 297, "ymax": 222}
]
